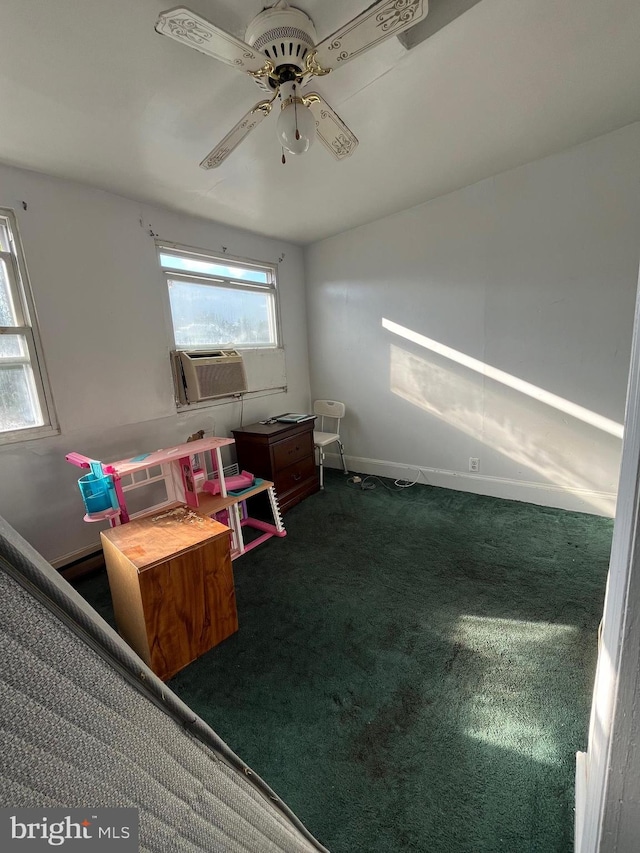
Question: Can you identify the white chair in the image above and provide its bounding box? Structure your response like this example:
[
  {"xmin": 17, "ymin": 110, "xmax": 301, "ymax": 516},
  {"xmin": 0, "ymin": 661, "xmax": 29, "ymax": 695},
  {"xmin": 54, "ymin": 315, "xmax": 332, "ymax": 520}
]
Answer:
[{"xmin": 313, "ymin": 400, "xmax": 348, "ymax": 489}]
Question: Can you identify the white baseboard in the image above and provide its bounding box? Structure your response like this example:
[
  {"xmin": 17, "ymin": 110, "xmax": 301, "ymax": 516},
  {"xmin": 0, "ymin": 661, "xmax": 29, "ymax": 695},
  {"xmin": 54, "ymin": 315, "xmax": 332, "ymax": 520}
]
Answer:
[
  {"xmin": 51, "ymin": 543, "xmax": 102, "ymax": 569},
  {"xmin": 575, "ymin": 751, "xmax": 587, "ymax": 853},
  {"xmin": 321, "ymin": 453, "xmax": 616, "ymax": 516}
]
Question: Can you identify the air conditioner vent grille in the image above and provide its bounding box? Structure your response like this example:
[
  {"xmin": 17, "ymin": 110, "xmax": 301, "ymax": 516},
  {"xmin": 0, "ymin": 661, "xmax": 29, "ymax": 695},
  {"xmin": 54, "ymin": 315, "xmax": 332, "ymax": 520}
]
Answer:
[
  {"xmin": 172, "ymin": 350, "xmax": 248, "ymax": 403},
  {"xmin": 197, "ymin": 361, "xmax": 245, "ymax": 397}
]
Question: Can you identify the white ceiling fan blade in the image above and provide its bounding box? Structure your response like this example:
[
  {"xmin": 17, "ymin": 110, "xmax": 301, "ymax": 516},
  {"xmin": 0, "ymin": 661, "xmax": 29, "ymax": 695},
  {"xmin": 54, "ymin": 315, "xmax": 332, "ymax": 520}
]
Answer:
[
  {"xmin": 305, "ymin": 94, "xmax": 358, "ymax": 161},
  {"xmin": 312, "ymin": 0, "xmax": 429, "ymax": 71},
  {"xmin": 200, "ymin": 99, "xmax": 275, "ymax": 169},
  {"xmin": 155, "ymin": 7, "xmax": 268, "ymax": 75}
]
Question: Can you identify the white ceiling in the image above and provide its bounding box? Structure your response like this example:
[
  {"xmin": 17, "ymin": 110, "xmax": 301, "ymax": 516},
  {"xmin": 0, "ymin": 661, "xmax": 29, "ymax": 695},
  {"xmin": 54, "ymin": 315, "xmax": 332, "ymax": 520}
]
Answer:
[{"xmin": 1, "ymin": 0, "xmax": 639, "ymax": 244}]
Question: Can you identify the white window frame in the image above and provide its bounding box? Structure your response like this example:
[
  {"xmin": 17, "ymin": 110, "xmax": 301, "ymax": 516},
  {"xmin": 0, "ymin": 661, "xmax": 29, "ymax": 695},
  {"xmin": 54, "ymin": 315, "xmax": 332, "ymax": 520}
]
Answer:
[
  {"xmin": 157, "ymin": 241, "xmax": 281, "ymax": 352},
  {"xmin": 0, "ymin": 208, "xmax": 57, "ymax": 444}
]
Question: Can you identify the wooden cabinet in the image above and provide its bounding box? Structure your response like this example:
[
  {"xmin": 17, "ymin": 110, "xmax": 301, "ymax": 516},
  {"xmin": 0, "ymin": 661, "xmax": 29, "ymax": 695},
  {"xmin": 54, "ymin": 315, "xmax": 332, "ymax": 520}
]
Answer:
[
  {"xmin": 101, "ymin": 506, "xmax": 237, "ymax": 681},
  {"xmin": 232, "ymin": 419, "xmax": 319, "ymax": 513}
]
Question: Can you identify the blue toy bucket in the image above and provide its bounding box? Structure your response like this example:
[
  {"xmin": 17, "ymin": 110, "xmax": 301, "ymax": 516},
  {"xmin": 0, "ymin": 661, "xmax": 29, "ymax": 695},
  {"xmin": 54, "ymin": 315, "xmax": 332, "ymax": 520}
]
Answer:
[{"xmin": 78, "ymin": 471, "xmax": 114, "ymax": 515}]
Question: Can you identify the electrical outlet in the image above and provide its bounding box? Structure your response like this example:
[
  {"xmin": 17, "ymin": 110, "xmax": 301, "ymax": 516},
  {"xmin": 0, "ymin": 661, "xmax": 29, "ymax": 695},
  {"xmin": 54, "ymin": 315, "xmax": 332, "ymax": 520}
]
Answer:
[{"xmin": 469, "ymin": 457, "xmax": 480, "ymax": 473}]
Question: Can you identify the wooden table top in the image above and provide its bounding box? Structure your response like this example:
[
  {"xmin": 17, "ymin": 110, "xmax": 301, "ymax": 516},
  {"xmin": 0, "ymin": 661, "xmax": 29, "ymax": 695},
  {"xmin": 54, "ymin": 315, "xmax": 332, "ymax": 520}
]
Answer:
[{"xmin": 100, "ymin": 505, "xmax": 230, "ymax": 570}]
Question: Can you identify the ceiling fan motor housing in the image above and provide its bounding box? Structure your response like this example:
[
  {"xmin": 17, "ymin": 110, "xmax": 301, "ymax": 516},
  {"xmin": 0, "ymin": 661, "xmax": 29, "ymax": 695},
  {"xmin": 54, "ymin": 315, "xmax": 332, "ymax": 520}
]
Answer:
[{"xmin": 245, "ymin": 2, "xmax": 317, "ymax": 92}]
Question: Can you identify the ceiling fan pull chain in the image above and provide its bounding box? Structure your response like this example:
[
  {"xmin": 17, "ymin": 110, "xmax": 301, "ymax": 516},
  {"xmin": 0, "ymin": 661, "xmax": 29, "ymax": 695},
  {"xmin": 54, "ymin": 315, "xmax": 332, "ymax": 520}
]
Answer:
[{"xmin": 293, "ymin": 83, "xmax": 301, "ymax": 141}]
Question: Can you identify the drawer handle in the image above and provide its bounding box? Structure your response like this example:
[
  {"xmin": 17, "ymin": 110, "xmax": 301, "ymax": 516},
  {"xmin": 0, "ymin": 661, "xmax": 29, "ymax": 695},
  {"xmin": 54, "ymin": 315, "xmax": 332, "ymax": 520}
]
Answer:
[
  {"xmin": 288, "ymin": 445, "xmax": 300, "ymax": 455},
  {"xmin": 293, "ymin": 473, "xmax": 301, "ymax": 481}
]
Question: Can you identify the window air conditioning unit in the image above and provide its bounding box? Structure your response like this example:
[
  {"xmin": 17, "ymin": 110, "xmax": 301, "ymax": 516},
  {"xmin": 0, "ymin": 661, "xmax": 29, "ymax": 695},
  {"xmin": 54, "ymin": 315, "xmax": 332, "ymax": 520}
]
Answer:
[{"xmin": 173, "ymin": 350, "xmax": 248, "ymax": 404}]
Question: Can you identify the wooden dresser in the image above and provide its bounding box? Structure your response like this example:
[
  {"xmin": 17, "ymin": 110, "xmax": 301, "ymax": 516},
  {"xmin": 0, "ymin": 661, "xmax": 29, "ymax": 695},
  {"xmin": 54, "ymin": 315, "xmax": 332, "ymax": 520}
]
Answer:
[
  {"xmin": 232, "ymin": 419, "xmax": 319, "ymax": 513},
  {"xmin": 101, "ymin": 506, "xmax": 237, "ymax": 681}
]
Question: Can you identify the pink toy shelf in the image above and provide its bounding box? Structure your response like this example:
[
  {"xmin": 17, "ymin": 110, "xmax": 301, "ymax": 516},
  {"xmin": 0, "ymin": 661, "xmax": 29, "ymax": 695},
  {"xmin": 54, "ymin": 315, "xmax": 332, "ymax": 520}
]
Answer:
[{"xmin": 66, "ymin": 435, "xmax": 286, "ymax": 559}]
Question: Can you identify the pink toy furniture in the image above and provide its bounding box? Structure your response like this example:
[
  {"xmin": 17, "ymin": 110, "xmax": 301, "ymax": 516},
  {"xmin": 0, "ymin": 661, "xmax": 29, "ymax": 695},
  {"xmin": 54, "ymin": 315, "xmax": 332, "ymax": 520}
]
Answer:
[
  {"xmin": 203, "ymin": 470, "xmax": 255, "ymax": 495},
  {"xmin": 66, "ymin": 436, "xmax": 286, "ymax": 559}
]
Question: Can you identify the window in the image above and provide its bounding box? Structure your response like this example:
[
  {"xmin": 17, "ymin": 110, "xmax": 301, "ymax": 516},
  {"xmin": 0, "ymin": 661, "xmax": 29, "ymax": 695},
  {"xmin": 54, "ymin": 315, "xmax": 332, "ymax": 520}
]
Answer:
[
  {"xmin": 158, "ymin": 243, "xmax": 279, "ymax": 350},
  {"xmin": 0, "ymin": 209, "xmax": 56, "ymax": 443}
]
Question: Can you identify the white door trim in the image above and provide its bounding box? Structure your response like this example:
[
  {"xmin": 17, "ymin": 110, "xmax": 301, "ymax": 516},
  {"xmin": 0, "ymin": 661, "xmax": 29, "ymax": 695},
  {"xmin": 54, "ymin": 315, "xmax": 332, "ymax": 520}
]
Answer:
[{"xmin": 577, "ymin": 261, "xmax": 640, "ymax": 851}]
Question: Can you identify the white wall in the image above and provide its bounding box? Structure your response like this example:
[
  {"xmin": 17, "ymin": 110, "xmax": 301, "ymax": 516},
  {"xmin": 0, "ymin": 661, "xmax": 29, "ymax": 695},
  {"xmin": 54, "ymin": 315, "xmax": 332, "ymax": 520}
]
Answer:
[
  {"xmin": 2, "ymin": 122, "xmax": 637, "ymax": 565},
  {"xmin": 305, "ymin": 123, "xmax": 640, "ymax": 515},
  {"xmin": 0, "ymin": 164, "xmax": 310, "ymax": 563}
]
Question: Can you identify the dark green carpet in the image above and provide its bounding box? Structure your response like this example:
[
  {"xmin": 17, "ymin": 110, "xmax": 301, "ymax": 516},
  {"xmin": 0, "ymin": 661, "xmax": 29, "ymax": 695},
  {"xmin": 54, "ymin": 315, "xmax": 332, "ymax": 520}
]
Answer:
[{"xmin": 75, "ymin": 470, "xmax": 612, "ymax": 853}]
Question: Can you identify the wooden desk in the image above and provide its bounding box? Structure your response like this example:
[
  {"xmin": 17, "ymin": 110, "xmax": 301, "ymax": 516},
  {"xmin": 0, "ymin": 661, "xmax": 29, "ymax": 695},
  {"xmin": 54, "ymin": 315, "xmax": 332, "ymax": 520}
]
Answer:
[
  {"xmin": 232, "ymin": 419, "xmax": 319, "ymax": 513},
  {"xmin": 101, "ymin": 506, "xmax": 237, "ymax": 681}
]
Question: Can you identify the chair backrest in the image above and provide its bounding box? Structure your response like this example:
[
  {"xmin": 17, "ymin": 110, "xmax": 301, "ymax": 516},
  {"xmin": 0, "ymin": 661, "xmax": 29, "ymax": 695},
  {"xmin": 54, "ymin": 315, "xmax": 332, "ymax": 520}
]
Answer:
[{"xmin": 313, "ymin": 400, "xmax": 345, "ymax": 434}]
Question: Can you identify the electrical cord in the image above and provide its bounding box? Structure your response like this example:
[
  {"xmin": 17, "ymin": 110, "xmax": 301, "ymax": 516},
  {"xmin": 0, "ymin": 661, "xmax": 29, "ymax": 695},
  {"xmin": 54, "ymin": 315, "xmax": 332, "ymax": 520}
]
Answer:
[{"xmin": 347, "ymin": 470, "xmax": 425, "ymax": 492}]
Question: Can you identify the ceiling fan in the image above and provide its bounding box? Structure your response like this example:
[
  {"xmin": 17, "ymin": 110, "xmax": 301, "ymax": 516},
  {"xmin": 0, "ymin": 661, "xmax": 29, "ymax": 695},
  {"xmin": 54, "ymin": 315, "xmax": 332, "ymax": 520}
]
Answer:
[{"xmin": 155, "ymin": 0, "xmax": 429, "ymax": 168}]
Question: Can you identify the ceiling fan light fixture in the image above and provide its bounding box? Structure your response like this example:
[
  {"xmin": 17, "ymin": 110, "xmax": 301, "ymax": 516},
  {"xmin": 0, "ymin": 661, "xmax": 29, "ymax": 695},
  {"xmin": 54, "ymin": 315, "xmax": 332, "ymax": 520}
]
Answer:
[
  {"xmin": 276, "ymin": 79, "xmax": 315, "ymax": 156},
  {"xmin": 277, "ymin": 98, "xmax": 315, "ymax": 155}
]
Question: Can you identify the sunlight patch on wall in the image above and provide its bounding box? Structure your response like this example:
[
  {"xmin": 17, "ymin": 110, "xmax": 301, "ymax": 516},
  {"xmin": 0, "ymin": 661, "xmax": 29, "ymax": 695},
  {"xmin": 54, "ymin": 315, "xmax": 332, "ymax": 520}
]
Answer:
[
  {"xmin": 453, "ymin": 614, "xmax": 579, "ymax": 766},
  {"xmin": 389, "ymin": 343, "xmax": 617, "ymax": 514},
  {"xmin": 382, "ymin": 318, "xmax": 623, "ymax": 439}
]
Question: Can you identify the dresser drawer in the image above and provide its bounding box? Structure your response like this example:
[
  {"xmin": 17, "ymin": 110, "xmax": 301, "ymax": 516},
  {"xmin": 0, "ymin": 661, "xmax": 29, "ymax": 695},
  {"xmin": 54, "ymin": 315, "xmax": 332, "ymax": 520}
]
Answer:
[
  {"xmin": 233, "ymin": 419, "xmax": 319, "ymax": 514},
  {"xmin": 275, "ymin": 454, "xmax": 316, "ymax": 496},
  {"xmin": 272, "ymin": 431, "xmax": 313, "ymax": 470}
]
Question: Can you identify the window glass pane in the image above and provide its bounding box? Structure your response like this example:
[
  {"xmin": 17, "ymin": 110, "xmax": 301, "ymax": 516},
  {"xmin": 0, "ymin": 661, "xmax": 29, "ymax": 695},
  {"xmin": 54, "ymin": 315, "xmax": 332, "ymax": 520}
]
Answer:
[
  {"xmin": 160, "ymin": 253, "xmax": 269, "ymax": 284},
  {"xmin": 0, "ymin": 259, "xmax": 18, "ymax": 325},
  {"xmin": 168, "ymin": 280, "xmax": 274, "ymax": 348},
  {"xmin": 0, "ymin": 223, "xmax": 10, "ymax": 252},
  {"xmin": 0, "ymin": 212, "xmax": 54, "ymax": 441},
  {"xmin": 0, "ymin": 333, "xmax": 27, "ymax": 359},
  {"xmin": 0, "ymin": 365, "xmax": 43, "ymax": 431}
]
